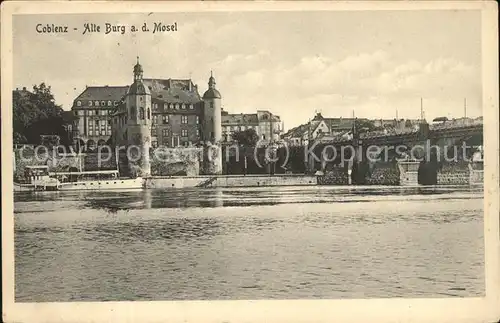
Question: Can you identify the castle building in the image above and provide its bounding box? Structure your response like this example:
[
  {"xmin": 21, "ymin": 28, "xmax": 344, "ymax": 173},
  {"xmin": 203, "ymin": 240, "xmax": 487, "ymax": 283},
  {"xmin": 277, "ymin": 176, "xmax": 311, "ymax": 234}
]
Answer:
[{"xmin": 71, "ymin": 60, "xmax": 222, "ymax": 150}]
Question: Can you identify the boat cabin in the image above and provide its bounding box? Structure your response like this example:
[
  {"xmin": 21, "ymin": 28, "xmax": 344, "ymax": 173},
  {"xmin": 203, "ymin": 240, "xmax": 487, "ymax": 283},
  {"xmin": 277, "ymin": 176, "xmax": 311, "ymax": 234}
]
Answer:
[
  {"xmin": 24, "ymin": 165, "xmax": 51, "ymax": 184},
  {"xmin": 49, "ymin": 170, "xmax": 120, "ymax": 183}
]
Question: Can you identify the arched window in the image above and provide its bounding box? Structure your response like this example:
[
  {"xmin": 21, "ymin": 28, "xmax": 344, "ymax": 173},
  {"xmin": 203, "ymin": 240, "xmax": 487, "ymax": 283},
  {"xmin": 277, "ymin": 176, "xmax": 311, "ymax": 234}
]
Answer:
[
  {"xmin": 139, "ymin": 107, "xmax": 145, "ymax": 120},
  {"xmin": 147, "ymin": 108, "xmax": 151, "ymax": 119},
  {"xmin": 77, "ymin": 101, "xmax": 81, "ymax": 107},
  {"xmin": 130, "ymin": 106, "xmax": 136, "ymax": 120}
]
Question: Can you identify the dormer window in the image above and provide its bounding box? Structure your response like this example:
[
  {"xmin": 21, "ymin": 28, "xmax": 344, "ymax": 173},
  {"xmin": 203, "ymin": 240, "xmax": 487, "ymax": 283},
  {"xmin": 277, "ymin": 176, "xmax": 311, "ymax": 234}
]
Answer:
[
  {"xmin": 169, "ymin": 103, "xmax": 174, "ymax": 109},
  {"xmin": 181, "ymin": 104, "xmax": 186, "ymax": 110},
  {"xmin": 175, "ymin": 103, "xmax": 180, "ymax": 110},
  {"xmin": 89, "ymin": 101, "xmax": 93, "ymax": 106},
  {"xmin": 107, "ymin": 101, "xmax": 112, "ymax": 106},
  {"xmin": 77, "ymin": 101, "xmax": 82, "ymax": 107},
  {"xmin": 189, "ymin": 104, "xmax": 194, "ymax": 110},
  {"xmin": 101, "ymin": 101, "xmax": 106, "ymax": 106},
  {"xmin": 114, "ymin": 101, "xmax": 118, "ymax": 106},
  {"xmin": 95, "ymin": 101, "xmax": 100, "ymax": 106}
]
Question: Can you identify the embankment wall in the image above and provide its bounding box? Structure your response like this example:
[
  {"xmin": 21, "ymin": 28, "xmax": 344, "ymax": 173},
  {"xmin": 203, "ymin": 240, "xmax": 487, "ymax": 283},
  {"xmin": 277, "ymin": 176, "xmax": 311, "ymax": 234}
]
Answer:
[{"xmin": 146, "ymin": 175, "xmax": 317, "ymax": 189}]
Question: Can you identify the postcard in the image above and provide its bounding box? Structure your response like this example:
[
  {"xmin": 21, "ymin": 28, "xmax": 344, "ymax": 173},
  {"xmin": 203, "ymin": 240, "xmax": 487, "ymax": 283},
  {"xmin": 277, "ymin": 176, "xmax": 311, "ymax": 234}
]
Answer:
[{"xmin": 1, "ymin": 1, "xmax": 499, "ymax": 323}]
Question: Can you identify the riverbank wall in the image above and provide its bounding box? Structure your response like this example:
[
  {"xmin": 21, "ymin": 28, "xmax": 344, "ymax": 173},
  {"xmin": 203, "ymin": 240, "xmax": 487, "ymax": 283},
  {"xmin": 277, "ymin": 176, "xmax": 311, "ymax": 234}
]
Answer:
[{"xmin": 146, "ymin": 175, "xmax": 318, "ymax": 189}]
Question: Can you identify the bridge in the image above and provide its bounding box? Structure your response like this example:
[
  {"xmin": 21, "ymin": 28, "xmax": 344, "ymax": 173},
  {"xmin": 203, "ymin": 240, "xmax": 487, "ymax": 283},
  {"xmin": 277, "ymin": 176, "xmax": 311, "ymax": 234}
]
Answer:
[{"xmin": 308, "ymin": 119, "xmax": 483, "ymax": 186}]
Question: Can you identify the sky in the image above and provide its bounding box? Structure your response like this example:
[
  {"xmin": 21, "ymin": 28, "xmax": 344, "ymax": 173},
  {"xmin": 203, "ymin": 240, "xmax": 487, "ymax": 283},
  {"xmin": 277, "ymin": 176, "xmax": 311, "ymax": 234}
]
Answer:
[{"xmin": 13, "ymin": 10, "xmax": 482, "ymax": 130}]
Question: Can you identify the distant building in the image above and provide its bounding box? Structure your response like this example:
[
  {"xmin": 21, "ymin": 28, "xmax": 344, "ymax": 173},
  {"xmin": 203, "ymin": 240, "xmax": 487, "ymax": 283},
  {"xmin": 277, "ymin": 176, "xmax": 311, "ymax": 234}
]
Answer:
[
  {"xmin": 71, "ymin": 61, "xmax": 222, "ymax": 149},
  {"xmin": 221, "ymin": 110, "xmax": 282, "ymax": 143},
  {"xmin": 283, "ymin": 113, "xmax": 361, "ymax": 146},
  {"xmin": 283, "ymin": 113, "xmax": 422, "ymax": 146}
]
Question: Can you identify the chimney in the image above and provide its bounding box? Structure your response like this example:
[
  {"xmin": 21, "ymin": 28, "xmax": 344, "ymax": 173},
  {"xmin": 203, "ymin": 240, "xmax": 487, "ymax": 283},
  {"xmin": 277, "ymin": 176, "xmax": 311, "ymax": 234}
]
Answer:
[
  {"xmin": 22, "ymin": 87, "xmax": 26, "ymax": 91},
  {"xmin": 189, "ymin": 81, "xmax": 192, "ymax": 92}
]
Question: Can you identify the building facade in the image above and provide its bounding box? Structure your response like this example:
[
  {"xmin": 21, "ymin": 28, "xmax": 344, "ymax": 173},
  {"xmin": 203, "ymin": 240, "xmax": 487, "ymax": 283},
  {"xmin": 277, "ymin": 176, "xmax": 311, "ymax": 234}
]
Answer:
[
  {"xmin": 71, "ymin": 60, "xmax": 222, "ymax": 149},
  {"xmin": 221, "ymin": 110, "xmax": 282, "ymax": 144}
]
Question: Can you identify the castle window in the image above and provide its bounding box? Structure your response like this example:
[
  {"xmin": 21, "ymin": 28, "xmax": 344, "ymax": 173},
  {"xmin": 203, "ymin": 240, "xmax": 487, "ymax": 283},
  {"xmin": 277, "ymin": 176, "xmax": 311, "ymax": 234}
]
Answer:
[
  {"xmin": 139, "ymin": 107, "xmax": 145, "ymax": 120},
  {"xmin": 196, "ymin": 116, "xmax": 199, "ymax": 124},
  {"xmin": 108, "ymin": 101, "xmax": 112, "ymax": 106},
  {"xmin": 162, "ymin": 115, "xmax": 169, "ymax": 124},
  {"xmin": 95, "ymin": 101, "xmax": 100, "ymax": 106},
  {"xmin": 181, "ymin": 129, "xmax": 188, "ymax": 137},
  {"xmin": 89, "ymin": 101, "xmax": 93, "ymax": 106},
  {"xmin": 210, "ymin": 102, "xmax": 214, "ymax": 109},
  {"xmin": 130, "ymin": 106, "xmax": 136, "ymax": 120},
  {"xmin": 77, "ymin": 101, "xmax": 81, "ymax": 107},
  {"xmin": 189, "ymin": 104, "xmax": 194, "ymax": 110},
  {"xmin": 147, "ymin": 108, "xmax": 151, "ymax": 119},
  {"xmin": 181, "ymin": 115, "xmax": 188, "ymax": 124},
  {"xmin": 140, "ymin": 97, "xmax": 143, "ymax": 102},
  {"xmin": 181, "ymin": 104, "xmax": 186, "ymax": 110}
]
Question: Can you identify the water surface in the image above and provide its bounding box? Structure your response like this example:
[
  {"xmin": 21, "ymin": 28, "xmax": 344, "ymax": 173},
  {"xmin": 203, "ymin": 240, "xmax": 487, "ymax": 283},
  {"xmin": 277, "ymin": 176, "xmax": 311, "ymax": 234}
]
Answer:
[{"xmin": 14, "ymin": 186, "xmax": 484, "ymax": 301}]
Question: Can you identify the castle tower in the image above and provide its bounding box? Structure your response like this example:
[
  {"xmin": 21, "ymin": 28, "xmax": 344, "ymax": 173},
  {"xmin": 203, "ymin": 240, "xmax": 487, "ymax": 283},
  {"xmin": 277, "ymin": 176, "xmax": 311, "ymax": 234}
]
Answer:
[
  {"xmin": 202, "ymin": 71, "xmax": 222, "ymax": 143},
  {"xmin": 202, "ymin": 72, "xmax": 222, "ymax": 174},
  {"xmin": 126, "ymin": 57, "xmax": 152, "ymax": 177}
]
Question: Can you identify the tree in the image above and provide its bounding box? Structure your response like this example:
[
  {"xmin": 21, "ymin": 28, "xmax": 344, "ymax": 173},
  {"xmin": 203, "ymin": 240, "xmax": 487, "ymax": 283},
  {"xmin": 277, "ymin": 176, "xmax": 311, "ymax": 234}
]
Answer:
[
  {"xmin": 13, "ymin": 83, "xmax": 70, "ymax": 146},
  {"xmin": 231, "ymin": 128, "xmax": 259, "ymax": 146}
]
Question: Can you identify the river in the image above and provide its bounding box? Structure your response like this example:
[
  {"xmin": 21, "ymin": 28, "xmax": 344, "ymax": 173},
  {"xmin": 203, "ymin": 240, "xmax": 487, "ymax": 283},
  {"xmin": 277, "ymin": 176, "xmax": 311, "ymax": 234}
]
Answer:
[{"xmin": 14, "ymin": 186, "xmax": 484, "ymax": 302}]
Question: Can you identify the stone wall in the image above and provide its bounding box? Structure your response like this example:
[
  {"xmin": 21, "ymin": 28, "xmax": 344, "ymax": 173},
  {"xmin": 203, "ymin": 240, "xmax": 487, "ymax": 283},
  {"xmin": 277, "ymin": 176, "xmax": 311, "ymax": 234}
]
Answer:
[
  {"xmin": 317, "ymin": 167, "xmax": 349, "ymax": 185},
  {"xmin": 366, "ymin": 162, "xmax": 400, "ymax": 185},
  {"xmin": 436, "ymin": 171, "xmax": 470, "ymax": 185},
  {"xmin": 146, "ymin": 175, "xmax": 318, "ymax": 189},
  {"xmin": 150, "ymin": 147, "xmax": 202, "ymax": 176},
  {"xmin": 436, "ymin": 162, "xmax": 470, "ymax": 185}
]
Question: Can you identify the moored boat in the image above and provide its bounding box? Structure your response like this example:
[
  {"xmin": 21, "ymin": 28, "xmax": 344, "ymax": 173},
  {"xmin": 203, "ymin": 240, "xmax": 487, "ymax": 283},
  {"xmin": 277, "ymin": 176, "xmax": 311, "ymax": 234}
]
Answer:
[
  {"xmin": 50, "ymin": 170, "xmax": 144, "ymax": 191},
  {"xmin": 14, "ymin": 165, "xmax": 60, "ymax": 192}
]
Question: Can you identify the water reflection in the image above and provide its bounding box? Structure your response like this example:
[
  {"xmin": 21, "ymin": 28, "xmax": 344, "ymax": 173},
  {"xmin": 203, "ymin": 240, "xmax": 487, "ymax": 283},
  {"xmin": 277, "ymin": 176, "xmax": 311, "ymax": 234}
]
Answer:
[{"xmin": 14, "ymin": 185, "xmax": 483, "ymax": 213}]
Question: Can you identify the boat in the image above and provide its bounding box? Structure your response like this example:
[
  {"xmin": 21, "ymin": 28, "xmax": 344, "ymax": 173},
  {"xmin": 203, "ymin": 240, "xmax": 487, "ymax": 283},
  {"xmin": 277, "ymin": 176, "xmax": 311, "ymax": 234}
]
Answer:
[
  {"xmin": 50, "ymin": 170, "xmax": 144, "ymax": 191},
  {"xmin": 14, "ymin": 165, "xmax": 60, "ymax": 192}
]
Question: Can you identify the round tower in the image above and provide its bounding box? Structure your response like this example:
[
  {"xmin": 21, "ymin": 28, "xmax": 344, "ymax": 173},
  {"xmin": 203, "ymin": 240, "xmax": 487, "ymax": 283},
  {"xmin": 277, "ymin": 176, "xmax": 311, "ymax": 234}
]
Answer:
[
  {"xmin": 126, "ymin": 57, "xmax": 152, "ymax": 177},
  {"xmin": 202, "ymin": 72, "xmax": 222, "ymax": 175},
  {"xmin": 202, "ymin": 72, "xmax": 222, "ymax": 143}
]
